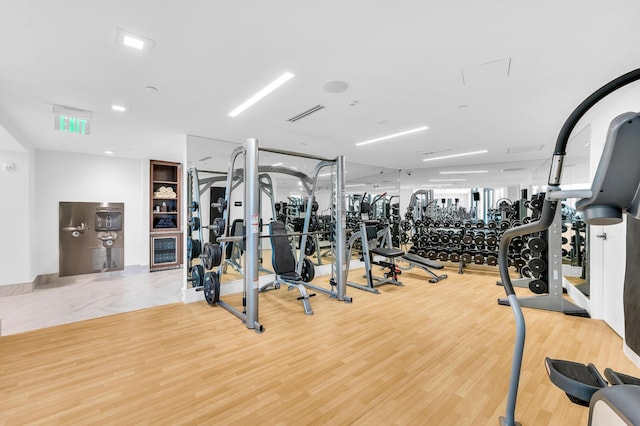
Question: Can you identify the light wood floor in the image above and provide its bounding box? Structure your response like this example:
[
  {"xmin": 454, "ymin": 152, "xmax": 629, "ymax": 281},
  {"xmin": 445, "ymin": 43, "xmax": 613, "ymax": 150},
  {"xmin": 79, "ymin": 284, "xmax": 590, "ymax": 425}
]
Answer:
[{"xmin": 1, "ymin": 265, "xmax": 638, "ymax": 425}]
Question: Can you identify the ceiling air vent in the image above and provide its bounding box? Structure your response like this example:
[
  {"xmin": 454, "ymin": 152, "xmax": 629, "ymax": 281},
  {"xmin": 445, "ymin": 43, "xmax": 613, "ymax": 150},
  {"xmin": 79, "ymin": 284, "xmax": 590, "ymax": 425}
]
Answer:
[{"xmin": 287, "ymin": 105, "xmax": 325, "ymax": 122}]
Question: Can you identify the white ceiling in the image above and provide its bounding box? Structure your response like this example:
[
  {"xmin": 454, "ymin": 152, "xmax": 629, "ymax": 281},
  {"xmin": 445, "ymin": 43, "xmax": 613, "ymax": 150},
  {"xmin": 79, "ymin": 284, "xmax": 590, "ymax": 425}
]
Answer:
[{"xmin": 1, "ymin": 1, "xmax": 639, "ymax": 189}]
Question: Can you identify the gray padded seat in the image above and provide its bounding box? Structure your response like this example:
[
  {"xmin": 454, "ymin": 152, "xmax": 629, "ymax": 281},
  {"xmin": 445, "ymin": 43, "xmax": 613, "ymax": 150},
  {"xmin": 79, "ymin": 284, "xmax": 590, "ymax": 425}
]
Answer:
[
  {"xmin": 589, "ymin": 385, "xmax": 640, "ymax": 425},
  {"xmin": 370, "ymin": 247, "xmax": 404, "ymax": 257},
  {"xmin": 575, "ymin": 112, "xmax": 640, "ymax": 225}
]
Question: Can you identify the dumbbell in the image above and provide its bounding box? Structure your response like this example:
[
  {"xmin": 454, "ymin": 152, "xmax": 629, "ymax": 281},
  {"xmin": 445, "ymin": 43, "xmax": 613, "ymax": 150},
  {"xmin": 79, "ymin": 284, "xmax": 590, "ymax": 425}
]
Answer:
[
  {"xmin": 473, "ymin": 232, "xmax": 485, "ymax": 245},
  {"xmin": 449, "ymin": 251, "xmax": 460, "ymax": 262},
  {"xmin": 475, "ymin": 220, "xmax": 485, "ymax": 229},
  {"xmin": 485, "ymin": 233, "xmax": 498, "ymax": 247},
  {"xmin": 438, "ymin": 251, "xmax": 449, "ymax": 262}
]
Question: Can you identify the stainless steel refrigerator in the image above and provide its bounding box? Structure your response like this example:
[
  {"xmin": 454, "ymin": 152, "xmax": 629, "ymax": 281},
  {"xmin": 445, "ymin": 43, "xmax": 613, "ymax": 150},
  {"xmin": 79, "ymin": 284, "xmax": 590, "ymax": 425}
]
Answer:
[{"xmin": 59, "ymin": 202, "xmax": 124, "ymax": 277}]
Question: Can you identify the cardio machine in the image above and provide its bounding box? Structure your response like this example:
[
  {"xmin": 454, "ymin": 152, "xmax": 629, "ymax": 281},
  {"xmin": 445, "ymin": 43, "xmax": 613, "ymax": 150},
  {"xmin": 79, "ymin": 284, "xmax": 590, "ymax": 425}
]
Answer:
[{"xmin": 498, "ymin": 68, "xmax": 640, "ymax": 426}]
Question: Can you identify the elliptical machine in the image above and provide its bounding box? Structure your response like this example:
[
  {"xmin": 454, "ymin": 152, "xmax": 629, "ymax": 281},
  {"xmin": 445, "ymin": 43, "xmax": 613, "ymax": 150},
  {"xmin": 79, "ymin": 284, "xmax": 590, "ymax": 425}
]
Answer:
[{"xmin": 498, "ymin": 69, "xmax": 640, "ymax": 426}]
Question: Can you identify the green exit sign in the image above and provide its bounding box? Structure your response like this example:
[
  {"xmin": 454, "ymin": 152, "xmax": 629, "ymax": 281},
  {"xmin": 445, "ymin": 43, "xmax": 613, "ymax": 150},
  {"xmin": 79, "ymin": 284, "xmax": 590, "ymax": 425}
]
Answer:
[{"xmin": 53, "ymin": 105, "xmax": 92, "ymax": 135}]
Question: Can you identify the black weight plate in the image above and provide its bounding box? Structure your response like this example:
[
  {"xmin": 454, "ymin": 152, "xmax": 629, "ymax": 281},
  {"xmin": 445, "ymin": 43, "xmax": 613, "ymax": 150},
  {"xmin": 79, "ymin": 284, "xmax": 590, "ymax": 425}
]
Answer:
[
  {"xmin": 443, "ymin": 220, "xmax": 452, "ymax": 228},
  {"xmin": 562, "ymin": 248, "xmax": 569, "ymax": 257},
  {"xmin": 216, "ymin": 197, "xmax": 228, "ymax": 213},
  {"xmin": 487, "ymin": 220, "xmax": 497, "ymax": 230},
  {"xmin": 520, "ymin": 265, "xmax": 532, "ymax": 278},
  {"xmin": 301, "ymin": 257, "xmax": 315, "ymax": 282},
  {"xmin": 528, "ymin": 279, "xmax": 548, "ymax": 294},
  {"xmin": 201, "ymin": 242, "xmax": 215, "ymax": 270},
  {"xmin": 212, "ymin": 217, "xmax": 226, "ymax": 237},
  {"xmin": 475, "ymin": 220, "xmax": 485, "ymax": 229},
  {"xmin": 528, "ymin": 237, "xmax": 547, "ymax": 253},
  {"xmin": 191, "ymin": 264, "xmax": 205, "ymax": 288},
  {"xmin": 417, "ymin": 249, "xmax": 428, "ymax": 258},
  {"xmin": 429, "ymin": 234, "xmax": 439, "ymax": 243},
  {"xmin": 464, "ymin": 221, "xmax": 473, "ymax": 229},
  {"xmin": 190, "ymin": 216, "xmax": 201, "ymax": 231},
  {"xmin": 514, "ymin": 258, "xmax": 526, "ymax": 268},
  {"xmin": 304, "ymin": 235, "xmax": 316, "ymax": 256},
  {"xmin": 441, "ymin": 234, "xmax": 450, "ymax": 243},
  {"xmin": 203, "ymin": 271, "xmax": 220, "ymax": 304},
  {"xmin": 454, "ymin": 221, "xmax": 462, "ymax": 228},
  {"xmin": 187, "ymin": 237, "xmax": 192, "ymax": 262},
  {"xmin": 486, "ymin": 255, "xmax": 498, "ymax": 266},
  {"xmin": 474, "ymin": 254, "xmax": 484, "ymax": 264},
  {"xmin": 451, "ymin": 234, "xmax": 461, "ymax": 244},
  {"xmin": 449, "ymin": 252, "xmax": 460, "ymax": 262},
  {"xmin": 511, "ymin": 220, "xmax": 521, "ymax": 227},
  {"xmin": 512, "ymin": 238, "xmax": 524, "ymax": 250},
  {"xmin": 433, "ymin": 221, "xmax": 441, "ymax": 228},
  {"xmin": 528, "ymin": 258, "xmax": 547, "ymax": 273},
  {"xmin": 427, "ymin": 250, "xmax": 438, "ymax": 260},
  {"xmin": 191, "ymin": 239, "xmax": 202, "ymax": 260},
  {"xmin": 474, "ymin": 234, "xmax": 485, "ymax": 245},
  {"xmin": 461, "ymin": 253, "xmax": 472, "ymax": 263},
  {"xmin": 462, "ymin": 235, "xmax": 473, "ymax": 245},
  {"xmin": 500, "ymin": 221, "xmax": 510, "ymax": 231},
  {"xmin": 438, "ymin": 251, "xmax": 449, "ymax": 262},
  {"xmin": 191, "ymin": 200, "xmax": 199, "ymax": 212},
  {"xmin": 520, "ymin": 248, "xmax": 532, "ymax": 260},
  {"xmin": 561, "ymin": 236, "xmax": 569, "ymax": 245}
]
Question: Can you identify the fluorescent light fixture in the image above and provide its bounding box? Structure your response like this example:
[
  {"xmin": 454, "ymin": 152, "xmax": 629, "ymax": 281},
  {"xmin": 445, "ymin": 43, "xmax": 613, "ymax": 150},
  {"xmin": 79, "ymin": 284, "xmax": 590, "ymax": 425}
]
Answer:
[
  {"xmin": 422, "ymin": 149, "xmax": 488, "ymax": 162},
  {"xmin": 114, "ymin": 28, "xmax": 155, "ymax": 54},
  {"xmin": 428, "ymin": 178, "xmax": 467, "ymax": 182},
  {"xmin": 271, "ymin": 162, "xmax": 283, "ymax": 167},
  {"xmin": 421, "ymin": 184, "xmax": 453, "ymax": 187},
  {"xmin": 228, "ymin": 72, "xmax": 295, "ymax": 117},
  {"xmin": 439, "ymin": 170, "xmax": 488, "ymax": 174},
  {"xmin": 111, "ymin": 104, "xmax": 126, "ymax": 112},
  {"xmin": 102, "ymin": 150, "xmax": 115, "ymax": 155},
  {"xmin": 345, "ymin": 183, "xmax": 366, "ymax": 187},
  {"xmin": 356, "ymin": 126, "xmax": 428, "ymax": 146},
  {"xmin": 123, "ymin": 35, "xmax": 144, "ymax": 50}
]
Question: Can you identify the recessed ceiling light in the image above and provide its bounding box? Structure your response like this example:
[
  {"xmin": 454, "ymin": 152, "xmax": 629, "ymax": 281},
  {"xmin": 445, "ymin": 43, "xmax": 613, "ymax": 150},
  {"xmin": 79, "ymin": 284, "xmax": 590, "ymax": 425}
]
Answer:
[
  {"xmin": 228, "ymin": 71, "xmax": 295, "ymax": 117},
  {"xmin": 356, "ymin": 126, "xmax": 428, "ymax": 146},
  {"xmin": 123, "ymin": 35, "xmax": 144, "ymax": 50},
  {"xmin": 440, "ymin": 170, "xmax": 488, "ymax": 174},
  {"xmin": 428, "ymin": 178, "xmax": 467, "ymax": 182},
  {"xmin": 111, "ymin": 104, "xmax": 126, "ymax": 112},
  {"xmin": 272, "ymin": 162, "xmax": 283, "ymax": 167},
  {"xmin": 102, "ymin": 150, "xmax": 115, "ymax": 155},
  {"xmin": 114, "ymin": 28, "xmax": 155, "ymax": 54},
  {"xmin": 422, "ymin": 150, "xmax": 488, "ymax": 162}
]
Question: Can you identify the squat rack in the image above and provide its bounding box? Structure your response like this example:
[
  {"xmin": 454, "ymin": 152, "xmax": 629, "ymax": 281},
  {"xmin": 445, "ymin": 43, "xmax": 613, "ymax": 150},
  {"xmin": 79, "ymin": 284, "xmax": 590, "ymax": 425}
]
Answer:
[{"xmin": 214, "ymin": 138, "xmax": 349, "ymax": 332}]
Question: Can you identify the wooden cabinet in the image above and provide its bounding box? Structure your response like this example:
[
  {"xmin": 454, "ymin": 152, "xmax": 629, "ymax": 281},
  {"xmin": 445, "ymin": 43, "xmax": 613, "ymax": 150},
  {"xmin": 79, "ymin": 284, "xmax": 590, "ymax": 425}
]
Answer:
[{"xmin": 150, "ymin": 160, "xmax": 182, "ymax": 271}]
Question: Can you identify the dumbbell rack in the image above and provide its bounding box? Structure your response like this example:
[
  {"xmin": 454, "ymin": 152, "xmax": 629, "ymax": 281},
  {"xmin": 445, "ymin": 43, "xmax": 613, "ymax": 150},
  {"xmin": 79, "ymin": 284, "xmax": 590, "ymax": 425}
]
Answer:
[
  {"xmin": 497, "ymin": 205, "xmax": 589, "ymax": 316},
  {"xmin": 405, "ymin": 218, "xmax": 520, "ymax": 274}
]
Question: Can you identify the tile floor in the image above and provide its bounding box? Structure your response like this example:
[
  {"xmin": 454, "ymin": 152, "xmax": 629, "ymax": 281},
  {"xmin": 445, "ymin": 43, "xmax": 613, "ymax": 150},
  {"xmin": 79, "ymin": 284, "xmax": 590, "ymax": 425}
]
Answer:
[{"xmin": 0, "ymin": 268, "xmax": 184, "ymax": 336}]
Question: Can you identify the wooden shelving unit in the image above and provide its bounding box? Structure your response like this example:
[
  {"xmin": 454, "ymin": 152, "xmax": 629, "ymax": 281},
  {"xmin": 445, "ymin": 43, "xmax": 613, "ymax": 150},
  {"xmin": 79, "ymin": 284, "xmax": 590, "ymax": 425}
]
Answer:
[{"xmin": 150, "ymin": 160, "xmax": 182, "ymax": 271}]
